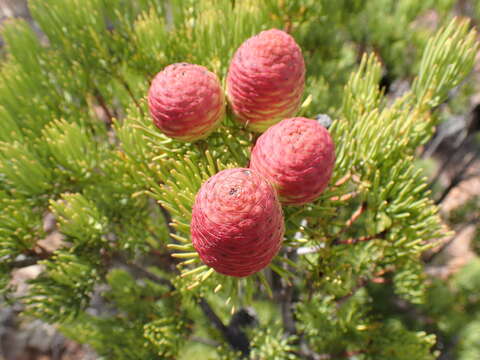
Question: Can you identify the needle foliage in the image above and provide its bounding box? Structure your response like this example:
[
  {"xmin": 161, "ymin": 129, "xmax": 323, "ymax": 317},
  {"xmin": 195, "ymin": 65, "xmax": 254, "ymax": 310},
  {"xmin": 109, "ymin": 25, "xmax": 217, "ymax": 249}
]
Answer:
[{"xmin": 0, "ymin": 0, "xmax": 479, "ymax": 358}]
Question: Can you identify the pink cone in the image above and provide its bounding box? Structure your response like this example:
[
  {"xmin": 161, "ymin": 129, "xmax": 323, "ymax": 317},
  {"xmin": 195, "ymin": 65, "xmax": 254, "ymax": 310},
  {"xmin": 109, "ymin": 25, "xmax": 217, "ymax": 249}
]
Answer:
[
  {"xmin": 148, "ymin": 63, "xmax": 225, "ymax": 141},
  {"xmin": 191, "ymin": 168, "xmax": 284, "ymax": 277},
  {"xmin": 250, "ymin": 117, "xmax": 335, "ymax": 205},
  {"xmin": 227, "ymin": 29, "xmax": 305, "ymax": 132}
]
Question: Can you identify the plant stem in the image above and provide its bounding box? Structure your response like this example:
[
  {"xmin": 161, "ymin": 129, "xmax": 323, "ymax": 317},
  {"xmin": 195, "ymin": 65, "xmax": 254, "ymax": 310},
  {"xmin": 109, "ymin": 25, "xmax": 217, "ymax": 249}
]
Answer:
[
  {"xmin": 198, "ymin": 297, "xmax": 250, "ymax": 358},
  {"xmin": 435, "ymin": 147, "xmax": 480, "ymax": 204},
  {"xmin": 116, "ymin": 75, "xmax": 143, "ymax": 114},
  {"xmin": 94, "ymin": 88, "xmax": 114, "ymax": 128}
]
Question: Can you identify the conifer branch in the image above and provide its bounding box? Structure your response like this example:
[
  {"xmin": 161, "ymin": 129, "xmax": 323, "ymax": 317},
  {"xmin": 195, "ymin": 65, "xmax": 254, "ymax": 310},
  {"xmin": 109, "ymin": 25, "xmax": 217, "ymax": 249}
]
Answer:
[
  {"xmin": 329, "ymin": 191, "xmax": 359, "ymax": 202},
  {"xmin": 336, "ymin": 267, "xmax": 394, "ymax": 308},
  {"xmin": 280, "ymin": 282, "xmax": 296, "ymax": 336},
  {"xmin": 336, "ymin": 229, "xmax": 388, "ymax": 245},
  {"xmin": 115, "ymin": 257, "xmax": 174, "ymax": 289},
  {"xmin": 345, "ymin": 202, "xmax": 366, "ymax": 228},
  {"xmin": 277, "ymin": 249, "xmax": 329, "ymax": 360},
  {"xmin": 277, "ymin": 247, "xmax": 299, "ymax": 337},
  {"xmin": 1, "ymin": 2, "xmax": 477, "ymax": 358},
  {"xmin": 198, "ymin": 297, "xmax": 229, "ymax": 333},
  {"xmin": 93, "ymin": 88, "xmax": 114, "ymax": 127},
  {"xmin": 329, "ymin": 202, "xmax": 368, "ymax": 246},
  {"xmin": 113, "ymin": 255, "xmax": 251, "ymax": 356},
  {"xmin": 198, "ymin": 297, "xmax": 251, "ymax": 357},
  {"xmin": 435, "ymin": 147, "xmax": 480, "ymax": 204},
  {"xmin": 424, "ymin": 217, "xmax": 480, "ymax": 264},
  {"xmin": 25, "ymin": 245, "xmax": 51, "ymax": 261},
  {"xmin": 333, "ymin": 173, "xmax": 352, "ymax": 187},
  {"xmin": 158, "ymin": 204, "xmax": 176, "ymax": 241},
  {"xmin": 7, "ymin": 256, "xmax": 41, "ymax": 269},
  {"xmin": 297, "ymin": 228, "xmax": 388, "ymax": 254},
  {"xmin": 115, "ymin": 74, "xmax": 143, "ymax": 114},
  {"xmin": 34, "ymin": 243, "xmax": 51, "ymax": 258},
  {"xmin": 427, "ymin": 116, "xmax": 474, "ymax": 185},
  {"xmin": 335, "ymin": 278, "xmax": 369, "ymax": 308}
]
